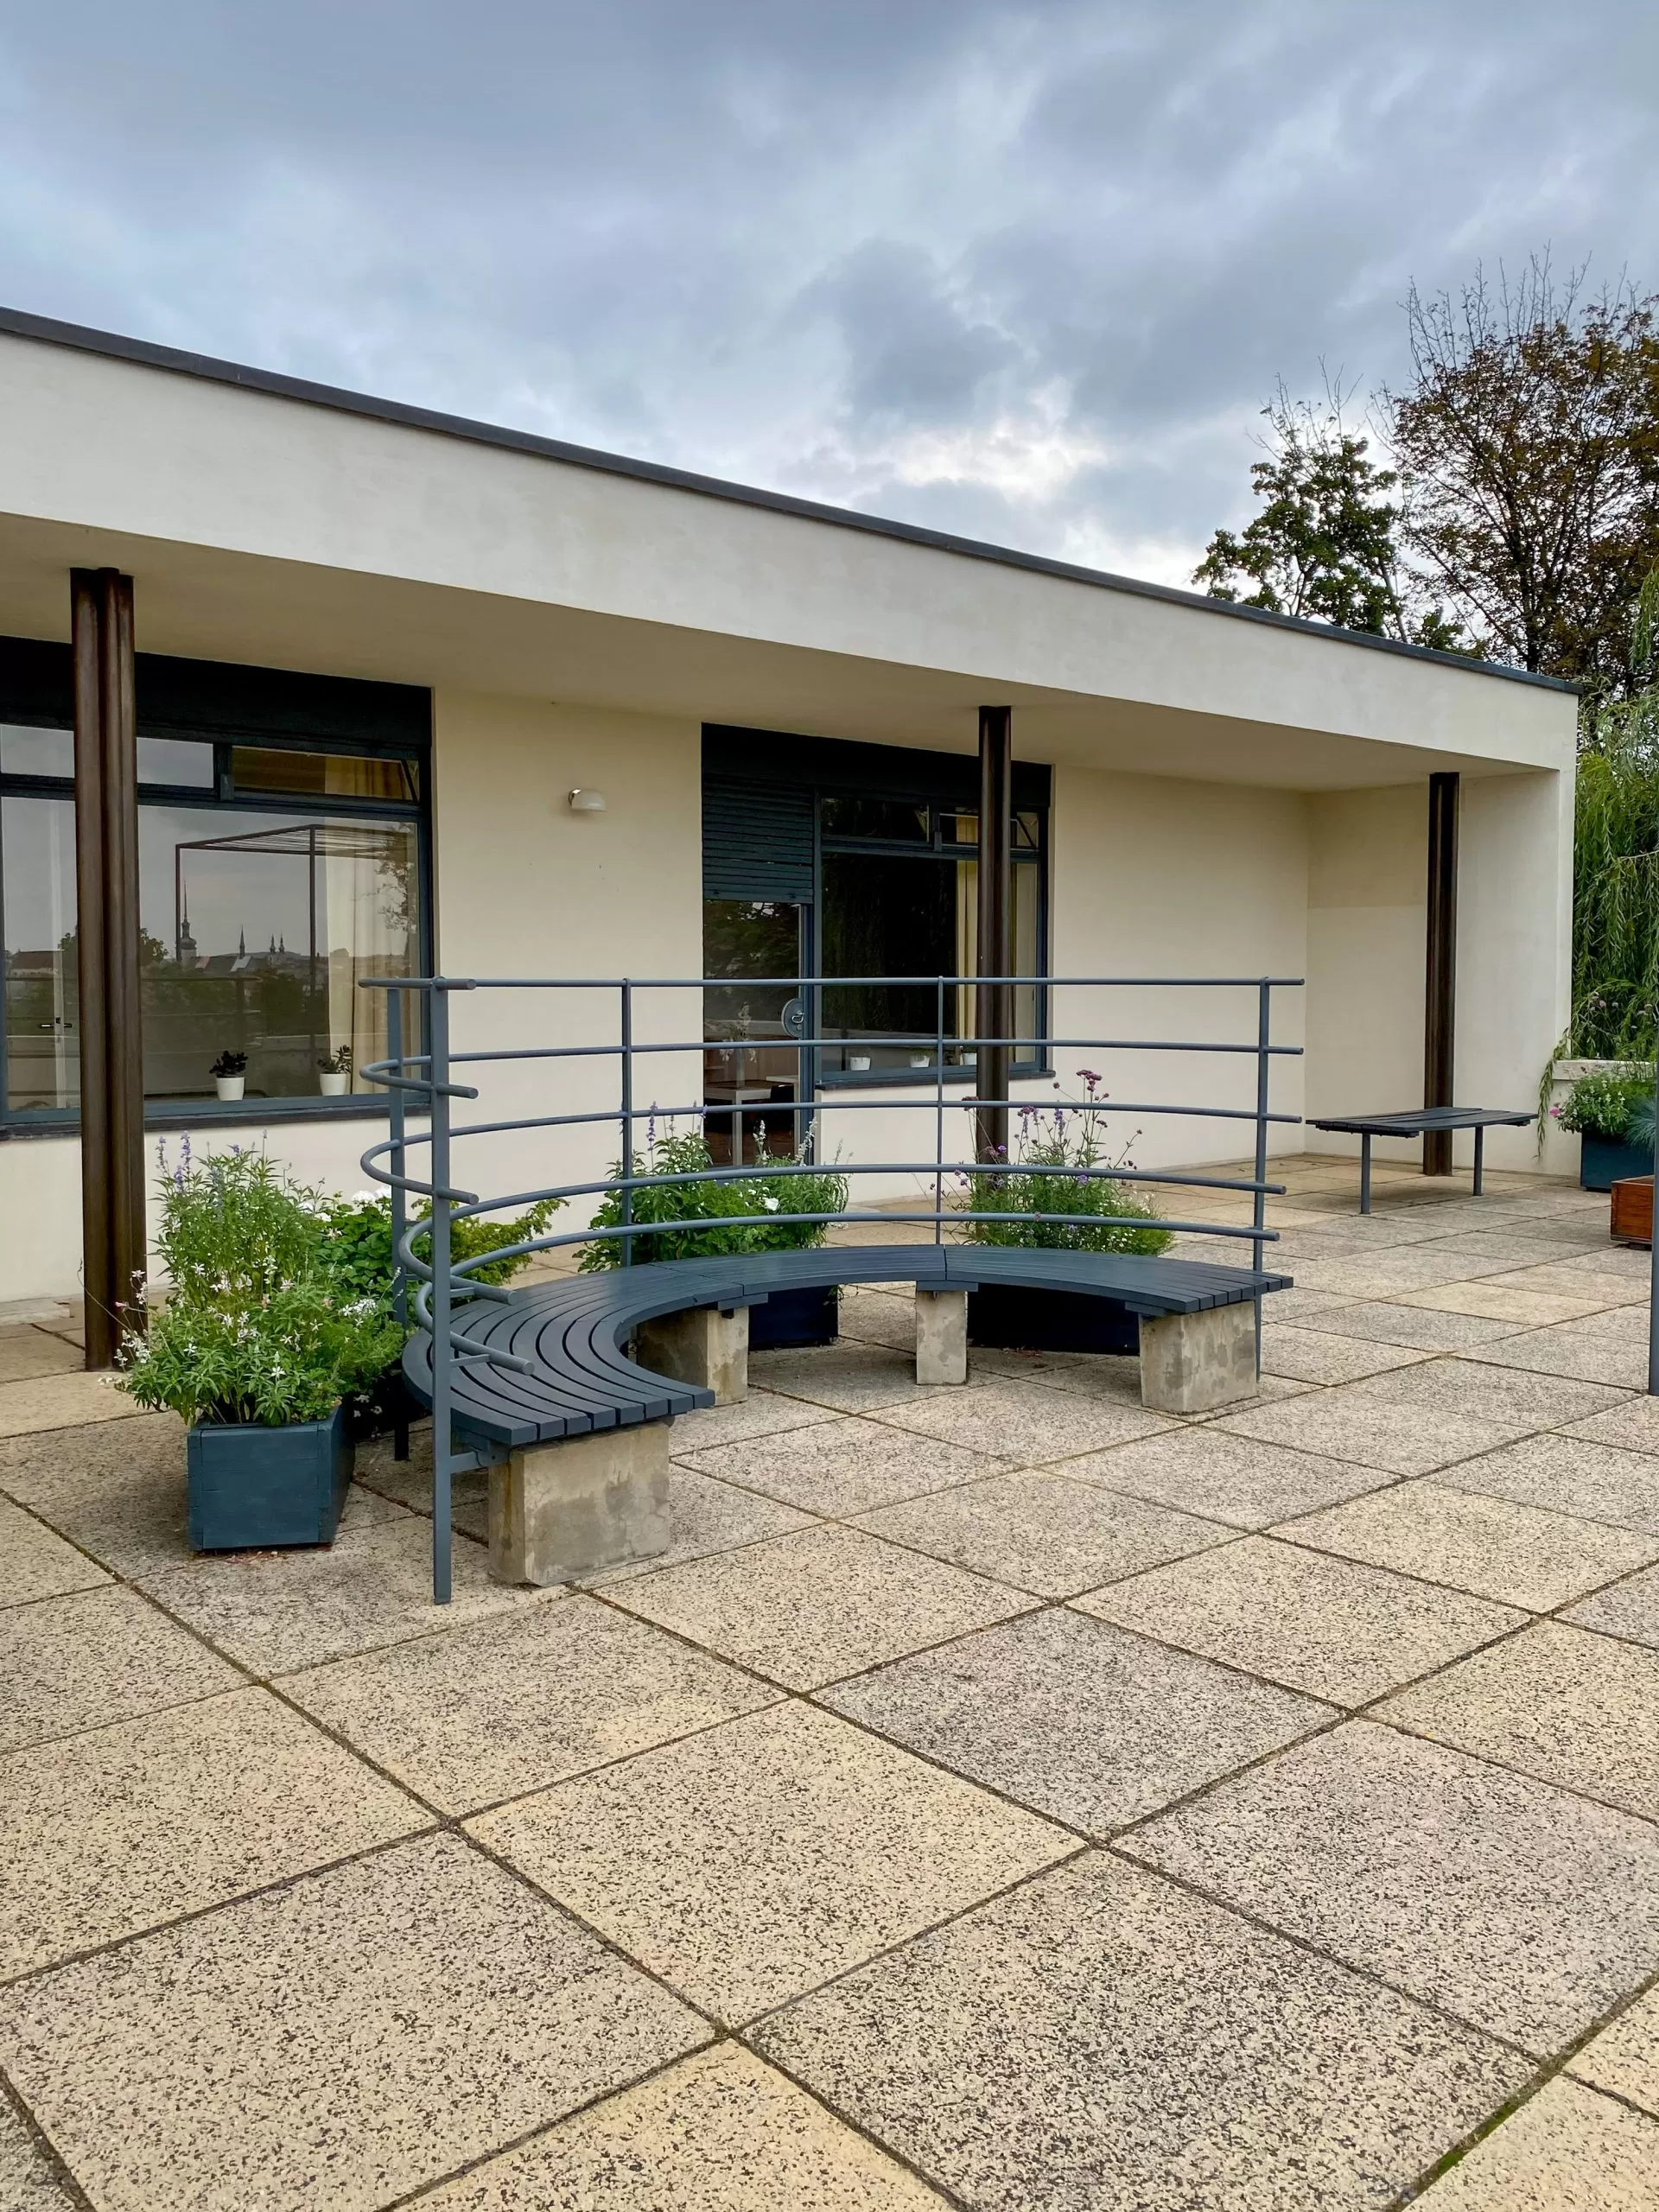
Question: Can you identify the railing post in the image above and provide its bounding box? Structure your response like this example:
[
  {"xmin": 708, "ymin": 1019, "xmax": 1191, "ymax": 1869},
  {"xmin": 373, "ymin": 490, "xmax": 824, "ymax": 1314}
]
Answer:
[
  {"xmin": 386, "ymin": 987, "xmax": 410, "ymax": 1462},
  {"xmin": 1253, "ymin": 979, "xmax": 1271, "ymax": 1377},
  {"xmin": 1649, "ymin": 1039, "xmax": 1659, "ymax": 1395},
  {"xmin": 934, "ymin": 975, "xmax": 946, "ymax": 1244},
  {"xmin": 620, "ymin": 979, "xmax": 634, "ymax": 1268},
  {"xmin": 427, "ymin": 982, "xmax": 454, "ymax": 1605}
]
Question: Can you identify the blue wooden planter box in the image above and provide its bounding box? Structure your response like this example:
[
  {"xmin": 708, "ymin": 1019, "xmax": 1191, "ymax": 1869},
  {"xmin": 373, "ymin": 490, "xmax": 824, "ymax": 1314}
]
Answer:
[
  {"xmin": 1580, "ymin": 1134, "xmax": 1654, "ymax": 1192},
  {"xmin": 187, "ymin": 1405, "xmax": 354, "ymax": 1551},
  {"xmin": 969, "ymin": 1283, "xmax": 1139, "ymax": 1356},
  {"xmin": 748, "ymin": 1285, "xmax": 839, "ymax": 1350}
]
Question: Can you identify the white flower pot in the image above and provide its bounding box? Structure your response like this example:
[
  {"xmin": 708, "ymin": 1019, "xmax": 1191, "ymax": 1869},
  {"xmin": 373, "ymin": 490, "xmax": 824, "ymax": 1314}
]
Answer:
[
  {"xmin": 849, "ymin": 1056, "xmax": 871, "ymax": 1072},
  {"xmin": 319, "ymin": 1071, "xmax": 349, "ymax": 1096},
  {"xmin": 214, "ymin": 1075, "xmax": 245, "ymax": 1102}
]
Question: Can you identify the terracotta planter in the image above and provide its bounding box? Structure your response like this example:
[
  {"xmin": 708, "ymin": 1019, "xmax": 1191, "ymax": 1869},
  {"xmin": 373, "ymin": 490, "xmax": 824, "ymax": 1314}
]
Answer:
[{"xmin": 1611, "ymin": 1175, "xmax": 1654, "ymax": 1247}]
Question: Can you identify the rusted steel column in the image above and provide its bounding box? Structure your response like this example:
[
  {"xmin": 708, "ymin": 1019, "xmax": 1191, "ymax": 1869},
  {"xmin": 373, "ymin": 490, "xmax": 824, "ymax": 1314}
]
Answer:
[
  {"xmin": 1423, "ymin": 770, "xmax": 1459, "ymax": 1176},
  {"xmin": 72, "ymin": 569, "xmax": 146, "ymax": 1366},
  {"xmin": 975, "ymin": 703, "xmax": 1013, "ymax": 1162}
]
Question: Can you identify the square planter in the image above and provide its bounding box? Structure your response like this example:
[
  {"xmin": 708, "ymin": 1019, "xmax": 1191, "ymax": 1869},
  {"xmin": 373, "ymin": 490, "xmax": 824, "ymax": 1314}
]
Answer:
[
  {"xmin": 1611, "ymin": 1175, "xmax": 1654, "ymax": 1247},
  {"xmin": 188, "ymin": 1404, "xmax": 354, "ymax": 1551},
  {"xmin": 968, "ymin": 1283, "xmax": 1139, "ymax": 1356},
  {"xmin": 748, "ymin": 1284, "xmax": 839, "ymax": 1350},
  {"xmin": 1581, "ymin": 1134, "xmax": 1653, "ymax": 1192}
]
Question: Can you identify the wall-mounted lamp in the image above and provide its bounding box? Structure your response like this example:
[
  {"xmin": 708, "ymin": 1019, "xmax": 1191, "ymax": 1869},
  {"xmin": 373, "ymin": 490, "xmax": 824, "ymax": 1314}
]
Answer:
[{"xmin": 567, "ymin": 788, "xmax": 607, "ymax": 812}]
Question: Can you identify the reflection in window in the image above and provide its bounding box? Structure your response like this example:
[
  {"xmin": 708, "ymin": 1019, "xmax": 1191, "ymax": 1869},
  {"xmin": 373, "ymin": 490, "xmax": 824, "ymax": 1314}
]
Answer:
[
  {"xmin": 3, "ymin": 794, "xmax": 79, "ymax": 1109},
  {"xmin": 231, "ymin": 748, "xmax": 418, "ymax": 803}
]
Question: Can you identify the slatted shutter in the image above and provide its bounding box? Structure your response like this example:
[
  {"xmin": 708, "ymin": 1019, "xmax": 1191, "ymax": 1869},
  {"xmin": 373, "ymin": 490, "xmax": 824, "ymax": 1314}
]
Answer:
[{"xmin": 702, "ymin": 776, "xmax": 814, "ymax": 902}]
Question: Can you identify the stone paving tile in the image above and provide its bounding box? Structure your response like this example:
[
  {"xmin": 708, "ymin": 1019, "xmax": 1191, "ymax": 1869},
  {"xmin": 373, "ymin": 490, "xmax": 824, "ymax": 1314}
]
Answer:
[
  {"xmin": 1122, "ymin": 1721, "xmax": 1659, "ymax": 2051},
  {"xmin": 1469, "ymin": 1313, "xmax": 1649, "ymax": 1389},
  {"xmin": 1398, "ymin": 1279, "xmax": 1616, "ymax": 1325},
  {"xmin": 1563, "ymin": 1561, "xmax": 1659, "ymax": 1649},
  {"xmin": 0, "ymin": 2097, "xmax": 76, "ymax": 2209},
  {"xmin": 1061, "ymin": 1425, "xmax": 1389, "ymax": 1529},
  {"xmin": 1279, "ymin": 1249, "xmax": 1509, "ymax": 1298},
  {"xmin": 836, "ymin": 1287, "xmax": 917, "ymax": 1353},
  {"xmin": 1077, "ymin": 1536, "xmax": 1524, "ymax": 1706},
  {"xmin": 1569, "ymin": 1983, "xmax": 1659, "ymax": 2118},
  {"xmin": 855, "ymin": 1467, "xmax": 1230, "ymax": 1598},
  {"xmin": 1564, "ymin": 1395, "xmax": 1659, "ymax": 1456},
  {"xmin": 1259, "ymin": 1325, "xmax": 1433, "ymax": 1383},
  {"xmin": 585, "ymin": 1464, "xmax": 815, "ymax": 1584},
  {"xmin": 420, "ymin": 2044, "xmax": 952, "ymax": 2209},
  {"xmin": 470, "ymin": 1701, "xmax": 1073, "ymax": 2024},
  {"xmin": 0, "ymin": 1831, "xmax": 705, "ymax": 2212},
  {"xmin": 285, "ymin": 1594, "xmax": 779, "ymax": 1815},
  {"xmin": 664, "ymin": 1389, "xmax": 840, "ymax": 1451},
  {"xmin": 0, "ymin": 1497, "xmax": 110, "ymax": 1608},
  {"xmin": 608, "ymin": 1523, "xmax": 1029, "ymax": 1689},
  {"xmin": 0, "ymin": 1328, "xmax": 82, "ymax": 1385},
  {"xmin": 0, "ymin": 1687, "xmax": 429, "ymax": 1979},
  {"xmin": 0, "ymin": 1408, "xmax": 183, "ymax": 1505},
  {"xmin": 1326, "ymin": 1357, "xmax": 1630, "ymax": 1432},
  {"xmin": 1414, "ymin": 2076, "xmax": 1659, "ymax": 2209},
  {"xmin": 0, "ymin": 1585, "xmax": 239, "ymax": 1753},
  {"xmin": 753, "ymin": 1851, "xmax": 1527, "ymax": 2212},
  {"xmin": 0, "ymin": 1370, "xmax": 144, "ymax": 1440},
  {"xmin": 1484, "ymin": 1262, "xmax": 1649, "ymax": 1309},
  {"xmin": 747, "ymin": 1343, "xmax": 951, "ymax": 1413},
  {"xmin": 1381, "ymin": 1621, "xmax": 1659, "ymax": 1821},
  {"xmin": 352, "ymin": 1427, "xmax": 487, "ymax": 1541},
  {"xmin": 1259, "ymin": 1286, "xmax": 1357, "ymax": 1323},
  {"xmin": 1281, "ymin": 1303, "xmax": 1522, "ymax": 1354},
  {"xmin": 1436, "ymin": 1432, "xmax": 1659, "ymax": 1534},
  {"xmin": 822, "ymin": 1607, "xmax": 1328, "ymax": 1834},
  {"xmin": 1280, "ymin": 1479, "xmax": 1659, "ymax": 1610},
  {"xmin": 877, "ymin": 1379, "xmax": 1173, "ymax": 1463},
  {"xmin": 674, "ymin": 1414, "xmax": 1007, "ymax": 1517},
  {"xmin": 139, "ymin": 1516, "xmax": 562, "ymax": 1677}
]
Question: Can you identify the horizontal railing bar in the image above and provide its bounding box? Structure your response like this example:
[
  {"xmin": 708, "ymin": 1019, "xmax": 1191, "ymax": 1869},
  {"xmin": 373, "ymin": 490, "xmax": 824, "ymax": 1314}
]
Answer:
[
  {"xmin": 439, "ymin": 1036, "xmax": 1303, "ymax": 1063},
  {"xmin": 364, "ymin": 973, "xmax": 1307, "ymax": 990}
]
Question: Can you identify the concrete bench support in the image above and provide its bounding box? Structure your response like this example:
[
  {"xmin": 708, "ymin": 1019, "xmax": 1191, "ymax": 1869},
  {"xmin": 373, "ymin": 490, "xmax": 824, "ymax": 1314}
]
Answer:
[
  {"xmin": 634, "ymin": 1305, "xmax": 748, "ymax": 1403},
  {"xmin": 915, "ymin": 1287, "xmax": 969, "ymax": 1386},
  {"xmin": 1138, "ymin": 1302, "xmax": 1257, "ymax": 1415},
  {"xmin": 490, "ymin": 1423, "xmax": 671, "ymax": 1586}
]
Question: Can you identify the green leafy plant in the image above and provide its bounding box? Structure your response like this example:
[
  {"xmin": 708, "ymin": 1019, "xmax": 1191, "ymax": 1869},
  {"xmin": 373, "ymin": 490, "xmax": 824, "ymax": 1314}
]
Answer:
[
  {"xmin": 315, "ymin": 1190, "xmax": 563, "ymax": 1307},
  {"xmin": 318, "ymin": 1043, "xmax": 353, "ymax": 1075},
  {"xmin": 579, "ymin": 1124, "xmax": 847, "ymax": 1269},
  {"xmin": 1553, "ymin": 1064, "xmax": 1656, "ymax": 1142},
  {"xmin": 209, "ymin": 1049, "xmax": 247, "ymax": 1077},
  {"xmin": 958, "ymin": 1073, "xmax": 1173, "ymax": 1255}
]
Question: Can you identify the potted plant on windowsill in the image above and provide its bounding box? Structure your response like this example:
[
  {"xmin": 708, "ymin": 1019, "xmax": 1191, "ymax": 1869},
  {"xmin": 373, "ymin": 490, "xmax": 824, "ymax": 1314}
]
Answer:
[
  {"xmin": 318, "ymin": 1044, "xmax": 353, "ymax": 1096},
  {"xmin": 958, "ymin": 1071, "xmax": 1173, "ymax": 1353},
  {"xmin": 116, "ymin": 1149, "xmax": 402, "ymax": 1549},
  {"xmin": 581, "ymin": 1123, "xmax": 849, "ymax": 1347},
  {"xmin": 211, "ymin": 1049, "xmax": 248, "ymax": 1102},
  {"xmin": 1554, "ymin": 1065, "xmax": 1656, "ymax": 1190}
]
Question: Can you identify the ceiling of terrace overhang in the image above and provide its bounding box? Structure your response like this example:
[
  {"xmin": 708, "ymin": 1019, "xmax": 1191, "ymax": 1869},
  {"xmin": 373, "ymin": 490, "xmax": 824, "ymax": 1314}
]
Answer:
[{"xmin": 0, "ymin": 514, "xmax": 1542, "ymax": 791}]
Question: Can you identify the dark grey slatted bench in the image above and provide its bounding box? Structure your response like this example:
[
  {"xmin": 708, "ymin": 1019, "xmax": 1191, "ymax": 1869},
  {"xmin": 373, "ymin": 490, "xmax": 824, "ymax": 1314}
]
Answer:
[
  {"xmin": 1307, "ymin": 1107, "xmax": 1535, "ymax": 1212},
  {"xmin": 404, "ymin": 1243, "xmax": 1290, "ymax": 1585}
]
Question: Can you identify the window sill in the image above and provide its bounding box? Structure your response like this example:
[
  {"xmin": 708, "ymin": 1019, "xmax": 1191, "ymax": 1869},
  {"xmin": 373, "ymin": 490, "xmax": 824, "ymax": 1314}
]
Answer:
[
  {"xmin": 0, "ymin": 1097, "xmax": 426, "ymax": 1141},
  {"xmin": 817, "ymin": 1064, "xmax": 1050, "ymax": 1090}
]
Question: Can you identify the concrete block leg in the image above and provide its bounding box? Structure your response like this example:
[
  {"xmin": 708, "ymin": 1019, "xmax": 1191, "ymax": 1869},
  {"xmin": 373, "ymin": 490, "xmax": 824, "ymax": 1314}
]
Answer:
[
  {"xmin": 489, "ymin": 1422, "xmax": 671, "ymax": 1586},
  {"xmin": 1139, "ymin": 1303, "xmax": 1258, "ymax": 1415},
  {"xmin": 633, "ymin": 1305, "xmax": 748, "ymax": 1403},
  {"xmin": 915, "ymin": 1287, "xmax": 969, "ymax": 1386}
]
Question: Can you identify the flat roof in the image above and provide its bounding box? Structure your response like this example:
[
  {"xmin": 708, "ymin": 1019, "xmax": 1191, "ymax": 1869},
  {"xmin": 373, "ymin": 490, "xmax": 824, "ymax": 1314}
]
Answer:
[{"xmin": 0, "ymin": 302, "xmax": 1575, "ymax": 696}]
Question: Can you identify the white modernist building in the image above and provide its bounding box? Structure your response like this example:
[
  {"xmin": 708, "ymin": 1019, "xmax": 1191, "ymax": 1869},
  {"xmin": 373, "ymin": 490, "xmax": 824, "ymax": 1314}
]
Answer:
[{"xmin": 0, "ymin": 307, "xmax": 1578, "ymax": 1317}]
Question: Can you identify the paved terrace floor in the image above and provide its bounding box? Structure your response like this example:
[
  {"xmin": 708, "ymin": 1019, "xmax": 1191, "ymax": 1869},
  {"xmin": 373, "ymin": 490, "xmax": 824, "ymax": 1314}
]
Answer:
[{"xmin": 3, "ymin": 1156, "xmax": 1659, "ymax": 2209}]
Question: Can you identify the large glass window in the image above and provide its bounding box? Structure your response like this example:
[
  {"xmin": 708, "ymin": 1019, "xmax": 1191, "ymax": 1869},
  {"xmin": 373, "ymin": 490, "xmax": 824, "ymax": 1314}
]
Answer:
[{"xmin": 2, "ymin": 721, "xmax": 427, "ymax": 1119}]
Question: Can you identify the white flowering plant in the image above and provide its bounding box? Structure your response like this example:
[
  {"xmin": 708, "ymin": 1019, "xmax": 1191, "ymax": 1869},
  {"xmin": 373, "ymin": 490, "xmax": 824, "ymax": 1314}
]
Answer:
[{"xmin": 117, "ymin": 1145, "xmax": 403, "ymax": 1427}]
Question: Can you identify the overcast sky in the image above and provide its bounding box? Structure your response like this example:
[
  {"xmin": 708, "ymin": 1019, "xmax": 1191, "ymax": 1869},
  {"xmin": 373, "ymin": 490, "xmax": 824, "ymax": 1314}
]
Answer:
[{"xmin": 1, "ymin": 0, "xmax": 1655, "ymax": 588}]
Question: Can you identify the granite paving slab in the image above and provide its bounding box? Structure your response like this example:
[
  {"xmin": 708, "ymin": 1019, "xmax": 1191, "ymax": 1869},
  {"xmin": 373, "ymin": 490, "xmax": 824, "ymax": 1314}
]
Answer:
[
  {"xmin": 821, "ymin": 1606, "xmax": 1329, "ymax": 1834},
  {"xmin": 673, "ymin": 1414, "xmax": 1008, "ymax": 1517},
  {"xmin": 747, "ymin": 1343, "xmax": 958, "ymax": 1413},
  {"xmin": 1467, "ymin": 1313, "xmax": 1649, "ymax": 1389},
  {"xmin": 0, "ymin": 1370, "xmax": 144, "ymax": 1440},
  {"xmin": 0, "ymin": 1687, "xmax": 428, "ymax": 1978},
  {"xmin": 1381, "ymin": 1620, "xmax": 1659, "ymax": 1820},
  {"xmin": 1216, "ymin": 1387, "xmax": 1520, "ymax": 1477},
  {"xmin": 855, "ymin": 1467, "xmax": 1230, "ymax": 1597},
  {"xmin": 1398, "ymin": 1280, "xmax": 1615, "ymax": 1325},
  {"xmin": 284, "ymin": 1593, "xmax": 779, "ymax": 1814},
  {"xmin": 1061, "ymin": 1426, "xmax": 1389, "ymax": 1529},
  {"xmin": 1483, "ymin": 1263, "xmax": 1648, "ymax": 1308},
  {"xmin": 1562, "ymin": 1561, "xmax": 1659, "ymax": 1648},
  {"xmin": 1414, "ymin": 2076, "xmax": 1659, "ymax": 2209},
  {"xmin": 876, "ymin": 1379, "xmax": 1173, "ymax": 1462},
  {"xmin": 418, "ymin": 2044, "xmax": 951, "ymax": 2209},
  {"xmin": 469, "ymin": 1700, "xmax": 1073, "ymax": 2023},
  {"xmin": 0, "ymin": 1584, "xmax": 240, "ymax": 1753},
  {"xmin": 835, "ymin": 1288, "xmax": 918, "ymax": 1353},
  {"xmin": 0, "ymin": 1328, "xmax": 82, "ymax": 1385},
  {"xmin": 0, "ymin": 2098, "xmax": 75, "ymax": 2210},
  {"xmin": 607, "ymin": 1522, "xmax": 1029, "ymax": 1689},
  {"xmin": 1258, "ymin": 1326, "xmax": 1434, "ymax": 1384},
  {"xmin": 1278, "ymin": 1303, "xmax": 1521, "ymax": 1354},
  {"xmin": 0, "ymin": 1831, "xmax": 705, "ymax": 2212},
  {"xmin": 583, "ymin": 1463, "xmax": 815, "ymax": 1584},
  {"xmin": 1122, "ymin": 1720, "xmax": 1659, "ymax": 2050},
  {"xmin": 1436, "ymin": 1432, "xmax": 1659, "ymax": 1534},
  {"xmin": 663, "ymin": 1390, "xmax": 841, "ymax": 1451},
  {"xmin": 752, "ymin": 1852, "xmax": 1526, "ymax": 2212},
  {"xmin": 1569, "ymin": 1983, "xmax": 1659, "ymax": 2118},
  {"xmin": 1279, "ymin": 1480, "xmax": 1659, "ymax": 1610},
  {"xmin": 1077, "ymin": 1536, "xmax": 1525, "ymax": 1705},
  {"xmin": 0, "ymin": 1497, "xmax": 111, "ymax": 1609},
  {"xmin": 0, "ymin": 1408, "xmax": 183, "ymax": 1505},
  {"xmin": 1564, "ymin": 1395, "xmax": 1659, "ymax": 1456}
]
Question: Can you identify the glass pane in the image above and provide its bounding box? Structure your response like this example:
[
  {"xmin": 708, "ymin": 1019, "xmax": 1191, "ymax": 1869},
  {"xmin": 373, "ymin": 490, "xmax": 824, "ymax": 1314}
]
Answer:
[
  {"xmin": 0, "ymin": 725, "xmax": 73, "ymax": 779},
  {"xmin": 940, "ymin": 810, "xmax": 976, "ymax": 847},
  {"xmin": 952, "ymin": 856, "xmax": 1043, "ymax": 1060},
  {"xmin": 702, "ymin": 899, "xmax": 804, "ymax": 1160},
  {"xmin": 138, "ymin": 736, "xmax": 215, "ymax": 787},
  {"xmin": 822, "ymin": 853, "xmax": 958, "ymax": 1074},
  {"xmin": 820, "ymin": 795, "xmax": 929, "ymax": 842},
  {"xmin": 3, "ymin": 793, "xmax": 79, "ymax": 1109},
  {"xmin": 140, "ymin": 807, "xmax": 420, "ymax": 1101},
  {"xmin": 231, "ymin": 747, "xmax": 417, "ymax": 802}
]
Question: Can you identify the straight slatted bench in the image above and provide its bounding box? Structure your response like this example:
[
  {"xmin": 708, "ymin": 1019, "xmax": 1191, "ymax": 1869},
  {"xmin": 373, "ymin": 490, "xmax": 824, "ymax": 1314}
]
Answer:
[
  {"xmin": 1307, "ymin": 1106, "xmax": 1535, "ymax": 1212},
  {"xmin": 404, "ymin": 1243, "xmax": 1291, "ymax": 1586}
]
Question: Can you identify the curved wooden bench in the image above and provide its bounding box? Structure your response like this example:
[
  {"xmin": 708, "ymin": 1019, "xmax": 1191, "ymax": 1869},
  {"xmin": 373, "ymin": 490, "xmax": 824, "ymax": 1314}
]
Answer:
[{"xmin": 404, "ymin": 1243, "xmax": 1290, "ymax": 1586}]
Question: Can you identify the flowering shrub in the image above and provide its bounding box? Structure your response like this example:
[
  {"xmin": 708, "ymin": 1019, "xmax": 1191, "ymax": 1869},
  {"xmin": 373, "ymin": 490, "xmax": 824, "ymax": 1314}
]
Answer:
[
  {"xmin": 315, "ymin": 1190, "xmax": 563, "ymax": 1306},
  {"xmin": 959, "ymin": 1071, "xmax": 1173, "ymax": 1255},
  {"xmin": 580, "ymin": 1124, "xmax": 848, "ymax": 1268},
  {"xmin": 1554, "ymin": 1065, "xmax": 1656, "ymax": 1141}
]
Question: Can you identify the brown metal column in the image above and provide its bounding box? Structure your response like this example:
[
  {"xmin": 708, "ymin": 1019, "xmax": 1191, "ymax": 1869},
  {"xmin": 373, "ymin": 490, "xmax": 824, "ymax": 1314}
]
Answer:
[
  {"xmin": 975, "ymin": 704, "xmax": 1013, "ymax": 1160},
  {"xmin": 72, "ymin": 569, "xmax": 146, "ymax": 1366},
  {"xmin": 1423, "ymin": 770, "xmax": 1459, "ymax": 1176}
]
